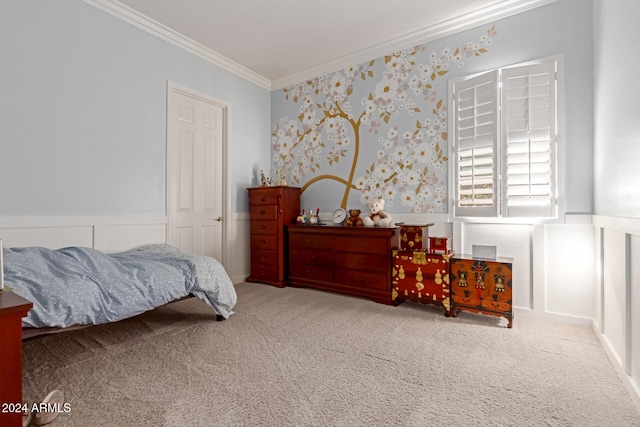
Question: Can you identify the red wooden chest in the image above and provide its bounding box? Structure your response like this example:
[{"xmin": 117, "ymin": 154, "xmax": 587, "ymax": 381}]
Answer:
[
  {"xmin": 392, "ymin": 249, "xmax": 452, "ymax": 315},
  {"xmin": 428, "ymin": 236, "xmax": 451, "ymax": 254},
  {"xmin": 450, "ymin": 255, "xmax": 513, "ymax": 328},
  {"xmin": 399, "ymin": 224, "xmax": 433, "ymax": 251}
]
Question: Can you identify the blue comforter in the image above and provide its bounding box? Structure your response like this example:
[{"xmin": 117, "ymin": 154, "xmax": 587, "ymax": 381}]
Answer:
[{"xmin": 3, "ymin": 244, "xmax": 237, "ymax": 328}]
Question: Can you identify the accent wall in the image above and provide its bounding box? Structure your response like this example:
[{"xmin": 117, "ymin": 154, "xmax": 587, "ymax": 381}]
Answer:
[{"xmin": 271, "ymin": 0, "xmax": 593, "ymax": 217}]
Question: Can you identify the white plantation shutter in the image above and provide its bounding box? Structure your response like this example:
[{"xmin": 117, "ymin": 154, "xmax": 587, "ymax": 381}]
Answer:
[
  {"xmin": 453, "ymin": 70, "xmax": 499, "ymax": 217},
  {"xmin": 501, "ymin": 61, "xmax": 557, "ymax": 217},
  {"xmin": 450, "ymin": 56, "xmax": 560, "ymax": 219}
]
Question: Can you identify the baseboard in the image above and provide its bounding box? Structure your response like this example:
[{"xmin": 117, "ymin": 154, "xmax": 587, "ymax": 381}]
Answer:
[
  {"xmin": 592, "ymin": 320, "xmax": 640, "ymax": 413},
  {"xmin": 513, "ymin": 307, "xmax": 592, "ymax": 327},
  {"xmin": 231, "ymin": 275, "xmax": 249, "ymax": 285}
]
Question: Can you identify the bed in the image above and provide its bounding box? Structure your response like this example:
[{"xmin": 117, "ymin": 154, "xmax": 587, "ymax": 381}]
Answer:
[{"xmin": 2, "ymin": 244, "xmax": 237, "ymax": 335}]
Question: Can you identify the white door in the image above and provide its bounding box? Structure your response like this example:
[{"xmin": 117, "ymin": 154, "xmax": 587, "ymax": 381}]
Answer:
[{"xmin": 167, "ymin": 84, "xmax": 225, "ymax": 261}]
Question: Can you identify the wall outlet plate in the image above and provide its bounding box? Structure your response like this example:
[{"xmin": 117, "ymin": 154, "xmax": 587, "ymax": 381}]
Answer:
[{"xmin": 472, "ymin": 244, "xmax": 497, "ymax": 260}]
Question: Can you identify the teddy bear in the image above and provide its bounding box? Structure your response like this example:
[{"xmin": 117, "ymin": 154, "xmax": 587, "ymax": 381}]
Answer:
[
  {"xmin": 345, "ymin": 209, "xmax": 363, "ymax": 226},
  {"xmin": 363, "ymin": 198, "xmax": 392, "ymax": 227}
]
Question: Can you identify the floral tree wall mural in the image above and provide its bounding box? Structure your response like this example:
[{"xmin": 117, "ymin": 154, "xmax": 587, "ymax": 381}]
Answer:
[{"xmin": 272, "ymin": 26, "xmax": 497, "ymax": 213}]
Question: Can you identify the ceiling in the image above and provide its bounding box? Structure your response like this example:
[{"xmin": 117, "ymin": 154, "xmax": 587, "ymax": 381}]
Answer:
[{"xmin": 106, "ymin": 0, "xmax": 553, "ymax": 88}]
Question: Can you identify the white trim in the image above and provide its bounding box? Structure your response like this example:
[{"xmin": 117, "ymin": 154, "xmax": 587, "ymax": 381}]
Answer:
[
  {"xmin": 166, "ymin": 81, "xmax": 232, "ymax": 269},
  {"xmin": 82, "ymin": 0, "xmax": 555, "ymax": 92},
  {"xmin": 514, "ymin": 307, "xmax": 592, "ymax": 327},
  {"xmin": 82, "ymin": 0, "xmax": 271, "ymax": 90},
  {"xmin": 593, "ymin": 215, "xmax": 640, "ymax": 235},
  {"xmin": 592, "ymin": 214, "xmax": 640, "ymax": 408},
  {"xmin": 0, "ymin": 216, "xmax": 167, "ymax": 252},
  {"xmin": 271, "ymin": 0, "xmax": 557, "ymax": 89},
  {"xmin": 531, "ymin": 224, "xmax": 545, "ymax": 312},
  {"xmin": 0, "ymin": 216, "xmax": 166, "ymax": 228},
  {"xmin": 593, "ymin": 320, "xmax": 640, "ymax": 413}
]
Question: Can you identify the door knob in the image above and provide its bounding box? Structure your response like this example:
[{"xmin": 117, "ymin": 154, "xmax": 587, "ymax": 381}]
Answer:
[{"xmin": 214, "ymin": 216, "xmax": 222, "ymax": 222}]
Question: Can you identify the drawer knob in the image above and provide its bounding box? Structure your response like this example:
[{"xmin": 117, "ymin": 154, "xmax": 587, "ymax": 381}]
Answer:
[
  {"xmin": 261, "ymin": 239, "xmax": 266, "ymax": 245},
  {"xmin": 260, "ymin": 224, "xmax": 266, "ymax": 230},
  {"xmin": 260, "ymin": 197, "xmax": 266, "ymax": 202},
  {"xmin": 260, "ymin": 209, "xmax": 266, "ymax": 215}
]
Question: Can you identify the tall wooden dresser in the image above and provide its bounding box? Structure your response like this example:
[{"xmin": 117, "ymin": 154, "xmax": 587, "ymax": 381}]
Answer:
[{"xmin": 246, "ymin": 186, "xmax": 300, "ymax": 287}]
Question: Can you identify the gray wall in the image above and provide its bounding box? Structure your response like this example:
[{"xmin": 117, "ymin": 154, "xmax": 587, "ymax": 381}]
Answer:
[
  {"xmin": 593, "ymin": 0, "xmax": 640, "ymax": 218},
  {"xmin": 0, "ymin": 0, "xmax": 271, "ymax": 216}
]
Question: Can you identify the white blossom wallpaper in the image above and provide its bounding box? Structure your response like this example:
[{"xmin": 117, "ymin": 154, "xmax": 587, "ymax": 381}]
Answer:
[{"xmin": 271, "ymin": 26, "xmax": 497, "ymax": 213}]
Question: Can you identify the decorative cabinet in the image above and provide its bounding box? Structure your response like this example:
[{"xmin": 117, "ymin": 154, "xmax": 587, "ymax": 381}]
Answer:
[
  {"xmin": 0, "ymin": 292, "xmax": 32, "ymax": 427},
  {"xmin": 287, "ymin": 224, "xmax": 399, "ymax": 304},
  {"xmin": 247, "ymin": 186, "xmax": 300, "ymax": 288},
  {"xmin": 450, "ymin": 255, "xmax": 513, "ymax": 328},
  {"xmin": 398, "ymin": 224, "xmax": 433, "ymax": 250},
  {"xmin": 392, "ymin": 250, "xmax": 453, "ymax": 315}
]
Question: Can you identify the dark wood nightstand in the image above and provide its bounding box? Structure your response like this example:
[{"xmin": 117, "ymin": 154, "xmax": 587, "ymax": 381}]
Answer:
[{"xmin": 0, "ymin": 291, "xmax": 33, "ymax": 427}]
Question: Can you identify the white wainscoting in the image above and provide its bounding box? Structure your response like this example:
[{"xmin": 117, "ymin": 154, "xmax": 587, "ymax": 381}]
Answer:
[
  {"xmin": 0, "ymin": 215, "xmax": 255, "ymax": 287},
  {"xmin": 452, "ymin": 220, "xmax": 595, "ymax": 323},
  {"xmin": 228, "ymin": 212, "xmax": 251, "ymax": 284},
  {"xmin": 0, "ymin": 216, "xmax": 167, "ymax": 252},
  {"xmin": 592, "ymin": 215, "xmax": 640, "ymax": 408}
]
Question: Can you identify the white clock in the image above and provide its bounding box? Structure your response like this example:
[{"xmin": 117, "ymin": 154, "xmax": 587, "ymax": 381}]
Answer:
[{"xmin": 332, "ymin": 208, "xmax": 347, "ymax": 224}]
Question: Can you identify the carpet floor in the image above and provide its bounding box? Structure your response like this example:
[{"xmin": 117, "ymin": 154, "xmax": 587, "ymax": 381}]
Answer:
[{"xmin": 22, "ymin": 282, "xmax": 640, "ymax": 426}]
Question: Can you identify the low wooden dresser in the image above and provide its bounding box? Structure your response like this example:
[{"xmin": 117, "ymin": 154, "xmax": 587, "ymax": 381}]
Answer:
[
  {"xmin": 0, "ymin": 291, "xmax": 32, "ymax": 427},
  {"xmin": 450, "ymin": 255, "xmax": 513, "ymax": 328},
  {"xmin": 246, "ymin": 186, "xmax": 300, "ymax": 288},
  {"xmin": 287, "ymin": 224, "xmax": 399, "ymax": 304}
]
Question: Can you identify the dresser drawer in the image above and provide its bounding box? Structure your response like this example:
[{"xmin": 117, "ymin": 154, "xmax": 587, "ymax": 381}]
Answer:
[
  {"xmin": 251, "ymin": 235, "xmax": 278, "ymax": 251},
  {"xmin": 336, "ymin": 236, "xmax": 387, "ymax": 254},
  {"xmin": 289, "ymin": 233, "xmax": 333, "ymax": 250},
  {"xmin": 250, "ymin": 220, "xmax": 277, "ymax": 235},
  {"xmin": 289, "ymin": 248, "xmax": 333, "ymax": 267},
  {"xmin": 335, "ymin": 253, "xmax": 388, "ymax": 273},
  {"xmin": 250, "ymin": 264, "xmax": 279, "ymax": 282},
  {"xmin": 289, "ymin": 263, "xmax": 333, "ymax": 282},
  {"xmin": 335, "ymin": 269, "xmax": 389, "ymax": 290},
  {"xmin": 250, "ymin": 205, "xmax": 278, "ymax": 220},
  {"xmin": 249, "ymin": 190, "xmax": 281, "ymax": 205},
  {"xmin": 251, "ymin": 249, "xmax": 277, "ymax": 265},
  {"xmin": 481, "ymin": 299, "xmax": 512, "ymax": 312}
]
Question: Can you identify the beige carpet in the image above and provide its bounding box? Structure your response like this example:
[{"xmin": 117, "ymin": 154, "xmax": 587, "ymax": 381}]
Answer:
[{"xmin": 22, "ymin": 282, "xmax": 640, "ymax": 426}]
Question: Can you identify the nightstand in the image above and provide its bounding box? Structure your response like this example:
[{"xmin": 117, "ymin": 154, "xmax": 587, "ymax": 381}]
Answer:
[{"xmin": 0, "ymin": 291, "xmax": 33, "ymax": 427}]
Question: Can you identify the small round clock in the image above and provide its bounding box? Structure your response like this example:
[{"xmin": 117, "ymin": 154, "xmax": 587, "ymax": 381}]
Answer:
[{"xmin": 332, "ymin": 208, "xmax": 347, "ymax": 225}]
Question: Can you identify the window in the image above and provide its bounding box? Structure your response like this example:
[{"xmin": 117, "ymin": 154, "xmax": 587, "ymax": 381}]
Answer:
[{"xmin": 449, "ymin": 56, "xmax": 561, "ymax": 219}]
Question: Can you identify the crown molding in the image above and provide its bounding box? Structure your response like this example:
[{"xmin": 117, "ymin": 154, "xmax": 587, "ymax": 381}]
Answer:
[
  {"xmin": 271, "ymin": 0, "xmax": 557, "ymax": 90},
  {"xmin": 83, "ymin": 0, "xmax": 555, "ymax": 92},
  {"xmin": 82, "ymin": 0, "xmax": 272, "ymax": 90}
]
